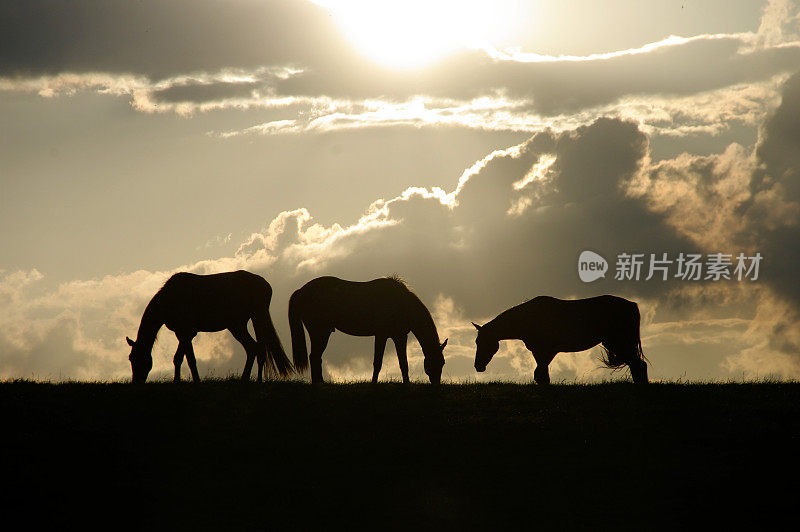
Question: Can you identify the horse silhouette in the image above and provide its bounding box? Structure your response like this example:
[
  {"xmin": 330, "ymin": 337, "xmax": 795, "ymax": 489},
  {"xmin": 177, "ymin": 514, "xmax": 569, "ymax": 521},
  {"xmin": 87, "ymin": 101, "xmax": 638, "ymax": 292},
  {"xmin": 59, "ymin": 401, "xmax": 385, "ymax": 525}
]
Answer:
[
  {"xmin": 289, "ymin": 276, "xmax": 447, "ymax": 384},
  {"xmin": 126, "ymin": 270, "xmax": 292, "ymax": 383},
  {"xmin": 473, "ymin": 295, "xmax": 647, "ymax": 384}
]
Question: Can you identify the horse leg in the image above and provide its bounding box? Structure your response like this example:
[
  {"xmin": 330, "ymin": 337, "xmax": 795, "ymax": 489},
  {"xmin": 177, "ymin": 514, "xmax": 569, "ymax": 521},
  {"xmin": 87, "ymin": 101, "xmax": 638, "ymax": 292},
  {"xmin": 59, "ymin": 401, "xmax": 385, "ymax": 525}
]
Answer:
[
  {"xmin": 230, "ymin": 324, "xmax": 260, "ymax": 382},
  {"xmin": 532, "ymin": 351, "xmax": 556, "ymax": 385},
  {"xmin": 393, "ymin": 335, "xmax": 409, "ymax": 384},
  {"xmin": 620, "ymin": 345, "xmax": 648, "ymax": 384},
  {"xmin": 179, "ymin": 335, "xmax": 201, "ymax": 383},
  {"xmin": 603, "ymin": 340, "xmax": 648, "ymax": 384},
  {"xmin": 372, "ymin": 336, "xmax": 387, "ymax": 384},
  {"xmin": 309, "ymin": 328, "xmax": 331, "ymax": 384},
  {"xmin": 622, "ymin": 340, "xmax": 648, "ymax": 384},
  {"xmin": 601, "ymin": 339, "xmax": 623, "ymax": 368},
  {"xmin": 628, "ymin": 358, "xmax": 649, "ymax": 384},
  {"xmin": 173, "ymin": 343, "xmax": 185, "ymax": 382},
  {"xmin": 256, "ymin": 350, "xmax": 265, "ymax": 382}
]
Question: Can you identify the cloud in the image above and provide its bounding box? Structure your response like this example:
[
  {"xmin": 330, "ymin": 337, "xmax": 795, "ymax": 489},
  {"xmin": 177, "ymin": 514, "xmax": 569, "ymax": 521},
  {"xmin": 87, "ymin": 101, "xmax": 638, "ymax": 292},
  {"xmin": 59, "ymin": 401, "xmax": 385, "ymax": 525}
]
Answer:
[
  {"xmin": 2, "ymin": 1, "xmax": 800, "ymax": 136},
  {"xmin": 270, "ymin": 32, "xmax": 800, "ymax": 114},
  {"xmin": 0, "ymin": 117, "xmax": 715, "ymax": 381},
  {"xmin": 162, "ymin": 75, "xmax": 800, "ymax": 383},
  {"xmin": 638, "ymin": 72, "xmax": 800, "ymax": 293},
  {"xmin": 8, "ymin": 66, "xmax": 779, "ymax": 139},
  {"xmin": 4, "ymin": 68, "xmax": 800, "ymax": 382},
  {"xmin": 632, "ymin": 70, "xmax": 800, "ymax": 375},
  {"xmin": 755, "ymin": 0, "xmax": 800, "ymax": 48},
  {"xmin": 0, "ymin": 268, "xmax": 162, "ymax": 379},
  {"xmin": 212, "ymin": 76, "xmax": 784, "ymax": 139},
  {"xmin": 0, "ymin": 0, "xmax": 351, "ymax": 78},
  {"xmin": 484, "ymin": 33, "xmax": 745, "ymax": 63}
]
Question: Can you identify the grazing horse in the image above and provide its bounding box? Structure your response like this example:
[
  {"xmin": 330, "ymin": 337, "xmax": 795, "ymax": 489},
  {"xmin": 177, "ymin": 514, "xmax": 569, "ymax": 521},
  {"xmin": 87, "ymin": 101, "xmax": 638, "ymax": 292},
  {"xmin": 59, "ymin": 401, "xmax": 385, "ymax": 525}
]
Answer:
[
  {"xmin": 473, "ymin": 295, "xmax": 647, "ymax": 384},
  {"xmin": 126, "ymin": 270, "xmax": 292, "ymax": 383},
  {"xmin": 289, "ymin": 276, "xmax": 447, "ymax": 384}
]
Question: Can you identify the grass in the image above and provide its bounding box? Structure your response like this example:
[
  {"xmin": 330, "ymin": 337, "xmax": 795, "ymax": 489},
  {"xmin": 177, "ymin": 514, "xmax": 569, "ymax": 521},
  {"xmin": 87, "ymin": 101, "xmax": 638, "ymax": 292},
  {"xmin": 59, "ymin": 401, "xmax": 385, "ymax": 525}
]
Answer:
[{"xmin": 2, "ymin": 380, "xmax": 800, "ymax": 530}]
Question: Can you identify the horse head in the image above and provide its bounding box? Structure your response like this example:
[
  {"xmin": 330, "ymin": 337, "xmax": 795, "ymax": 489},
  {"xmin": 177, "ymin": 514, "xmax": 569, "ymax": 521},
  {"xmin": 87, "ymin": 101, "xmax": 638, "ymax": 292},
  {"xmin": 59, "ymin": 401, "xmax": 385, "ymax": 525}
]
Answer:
[
  {"xmin": 473, "ymin": 322, "xmax": 499, "ymax": 372},
  {"xmin": 127, "ymin": 336, "xmax": 153, "ymax": 383},
  {"xmin": 423, "ymin": 338, "xmax": 447, "ymax": 384}
]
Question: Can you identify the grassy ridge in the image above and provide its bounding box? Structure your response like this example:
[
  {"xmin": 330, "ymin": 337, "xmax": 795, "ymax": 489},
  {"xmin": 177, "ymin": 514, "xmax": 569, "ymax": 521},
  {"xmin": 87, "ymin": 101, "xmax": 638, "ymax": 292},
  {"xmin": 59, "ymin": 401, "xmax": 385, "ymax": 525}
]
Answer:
[{"xmin": 3, "ymin": 380, "xmax": 800, "ymax": 529}]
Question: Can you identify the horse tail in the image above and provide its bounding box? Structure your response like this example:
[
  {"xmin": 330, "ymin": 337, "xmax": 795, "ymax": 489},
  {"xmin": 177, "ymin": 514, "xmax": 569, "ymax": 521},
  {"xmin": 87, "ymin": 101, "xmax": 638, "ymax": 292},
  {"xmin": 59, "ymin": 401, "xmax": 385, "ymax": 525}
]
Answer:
[
  {"xmin": 599, "ymin": 345, "xmax": 625, "ymax": 369},
  {"xmin": 600, "ymin": 299, "xmax": 646, "ymax": 369},
  {"xmin": 254, "ymin": 306, "xmax": 293, "ymax": 378},
  {"xmin": 632, "ymin": 301, "xmax": 647, "ymax": 363},
  {"xmin": 288, "ymin": 290, "xmax": 308, "ymax": 372}
]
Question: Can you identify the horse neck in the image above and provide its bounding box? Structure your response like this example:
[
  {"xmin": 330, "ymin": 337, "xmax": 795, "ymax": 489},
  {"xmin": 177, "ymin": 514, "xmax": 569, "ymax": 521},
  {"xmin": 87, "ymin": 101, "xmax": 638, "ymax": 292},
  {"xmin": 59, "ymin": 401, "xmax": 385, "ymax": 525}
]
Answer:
[
  {"xmin": 409, "ymin": 299, "xmax": 440, "ymax": 357},
  {"xmin": 485, "ymin": 310, "xmax": 525, "ymax": 342},
  {"xmin": 136, "ymin": 294, "xmax": 165, "ymax": 352}
]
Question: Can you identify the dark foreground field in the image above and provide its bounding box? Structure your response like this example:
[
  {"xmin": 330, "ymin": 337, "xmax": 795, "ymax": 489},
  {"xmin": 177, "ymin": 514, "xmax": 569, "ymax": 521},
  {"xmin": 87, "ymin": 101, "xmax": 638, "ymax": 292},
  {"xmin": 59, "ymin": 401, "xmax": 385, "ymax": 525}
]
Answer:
[{"xmin": 3, "ymin": 381, "xmax": 800, "ymax": 530}]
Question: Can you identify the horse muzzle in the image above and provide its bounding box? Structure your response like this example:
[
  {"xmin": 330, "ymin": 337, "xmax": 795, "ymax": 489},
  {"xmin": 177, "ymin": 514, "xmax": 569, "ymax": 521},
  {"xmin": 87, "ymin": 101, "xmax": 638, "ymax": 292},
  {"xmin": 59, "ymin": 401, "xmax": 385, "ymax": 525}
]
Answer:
[{"xmin": 475, "ymin": 363, "xmax": 487, "ymax": 373}]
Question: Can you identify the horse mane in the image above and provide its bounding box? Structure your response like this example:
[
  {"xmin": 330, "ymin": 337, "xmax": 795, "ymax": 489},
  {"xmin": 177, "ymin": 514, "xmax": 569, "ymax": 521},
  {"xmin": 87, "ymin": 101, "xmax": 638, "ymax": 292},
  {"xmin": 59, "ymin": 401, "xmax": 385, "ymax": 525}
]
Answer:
[
  {"xmin": 395, "ymin": 281, "xmax": 441, "ymax": 357},
  {"xmin": 383, "ymin": 274, "xmax": 410, "ymax": 290},
  {"xmin": 135, "ymin": 287, "xmax": 167, "ymax": 349},
  {"xmin": 140, "ymin": 272, "xmax": 188, "ymax": 345},
  {"xmin": 159, "ymin": 272, "xmax": 186, "ymax": 293},
  {"xmin": 378, "ymin": 275, "xmax": 435, "ymax": 332}
]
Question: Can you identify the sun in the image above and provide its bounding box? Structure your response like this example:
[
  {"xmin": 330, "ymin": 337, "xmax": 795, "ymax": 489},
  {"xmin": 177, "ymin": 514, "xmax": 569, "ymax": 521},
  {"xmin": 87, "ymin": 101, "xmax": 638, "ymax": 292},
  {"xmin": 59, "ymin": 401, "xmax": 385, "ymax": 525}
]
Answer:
[{"xmin": 314, "ymin": 0, "xmax": 508, "ymax": 69}]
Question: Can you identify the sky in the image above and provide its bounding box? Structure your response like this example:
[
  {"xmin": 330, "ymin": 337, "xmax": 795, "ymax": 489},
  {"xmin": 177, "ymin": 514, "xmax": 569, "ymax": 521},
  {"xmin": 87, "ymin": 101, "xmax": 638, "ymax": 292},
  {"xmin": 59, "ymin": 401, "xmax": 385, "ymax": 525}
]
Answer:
[{"xmin": 1, "ymin": 0, "xmax": 799, "ymax": 383}]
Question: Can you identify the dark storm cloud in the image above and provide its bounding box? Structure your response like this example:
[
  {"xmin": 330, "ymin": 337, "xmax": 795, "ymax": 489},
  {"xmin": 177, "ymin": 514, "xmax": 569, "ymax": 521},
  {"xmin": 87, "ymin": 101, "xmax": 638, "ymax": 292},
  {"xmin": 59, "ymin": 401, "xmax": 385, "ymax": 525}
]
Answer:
[
  {"xmin": 0, "ymin": 0, "xmax": 352, "ymax": 79},
  {"xmin": 753, "ymin": 71, "xmax": 800, "ymax": 199},
  {"xmin": 358, "ymin": 118, "xmax": 699, "ymax": 316},
  {"xmin": 151, "ymin": 80, "xmax": 261, "ymax": 104},
  {"xmin": 215, "ymin": 117, "xmax": 699, "ymax": 325},
  {"xmin": 639, "ymin": 71, "xmax": 800, "ymax": 361},
  {"xmin": 224, "ymin": 96, "xmax": 800, "ymax": 377},
  {"xmin": 645, "ymin": 72, "xmax": 800, "ymax": 307},
  {"xmin": 209, "ymin": 115, "xmax": 751, "ymax": 380},
  {"xmin": 747, "ymin": 73, "xmax": 800, "ymax": 311},
  {"xmin": 217, "ymin": 118, "xmax": 660, "ymax": 374},
  {"xmin": 508, "ymin": 39, "xmax": 800, "ymax": 115},
  {"xmin": 273, "ymin": 36, "xmax": 800, "ymax": 114},
  {"xmin": 3, "ymin": 1, "xmax": 799, "ymax": 119}
]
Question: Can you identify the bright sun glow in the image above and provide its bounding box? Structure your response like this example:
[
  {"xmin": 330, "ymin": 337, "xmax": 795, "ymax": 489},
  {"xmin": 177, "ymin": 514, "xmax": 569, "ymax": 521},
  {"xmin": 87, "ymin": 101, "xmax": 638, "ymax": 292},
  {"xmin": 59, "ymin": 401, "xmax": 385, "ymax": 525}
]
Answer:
[{"xmin": 313, "ymin": 0, "xmax": 511, "ymax": 69}]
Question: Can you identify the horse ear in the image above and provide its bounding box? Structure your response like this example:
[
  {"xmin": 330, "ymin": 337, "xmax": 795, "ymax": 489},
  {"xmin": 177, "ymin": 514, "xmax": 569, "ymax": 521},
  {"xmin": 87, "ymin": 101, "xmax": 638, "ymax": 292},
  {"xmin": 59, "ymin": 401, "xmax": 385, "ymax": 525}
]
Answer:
[
  {"xmin": 126, "ymin": 336, "xmax": 135, "ymax": 347},
  {"xmin": 472, "ymin": 322, "xmax": 482, "ymax": 331},
  {"xmin": 440, "ymin": 338, "xmax": 448, "ymax": 349}
]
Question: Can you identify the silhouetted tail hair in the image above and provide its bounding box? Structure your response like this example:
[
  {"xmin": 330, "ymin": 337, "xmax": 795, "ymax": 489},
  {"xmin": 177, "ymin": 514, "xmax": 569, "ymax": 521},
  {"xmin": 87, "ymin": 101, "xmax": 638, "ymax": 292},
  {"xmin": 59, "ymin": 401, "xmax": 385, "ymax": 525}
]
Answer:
[
  {"xmin": 289, "ymin": 290, "xmax": 308, "ymax": 372},
  {"xmin": 600, "ymin": 301, "xmax": 646, "ymax": 369},
  {"xmin": 632, "ymin": 302, "xmax": 647, "ymax": 363},
  {"xmin": 254, "ymin": 310, "xmax": 293, "ymax": 377}
]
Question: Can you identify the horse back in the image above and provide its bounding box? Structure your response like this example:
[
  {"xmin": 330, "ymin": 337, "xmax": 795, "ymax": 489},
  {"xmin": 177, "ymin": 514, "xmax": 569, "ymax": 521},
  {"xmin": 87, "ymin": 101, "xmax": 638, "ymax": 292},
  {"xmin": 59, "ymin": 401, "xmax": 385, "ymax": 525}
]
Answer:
[
  {"xmin": 528, "ymin": 294, "xmax": 635, "ymax": 322},
  {"xmin": 164, "ymin": 270, "xmax": 268, "ymax": 299},
  {"xmin": 294, "ymin": 276, "xmax": 417, "ymax": 336},
  {"xmin": 160, "ymin": 270, "xmax": 271, "ymax": 332},
  {"xmin": 517, "ymin": 295, "xmax": 638, "ymax": 351}
]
